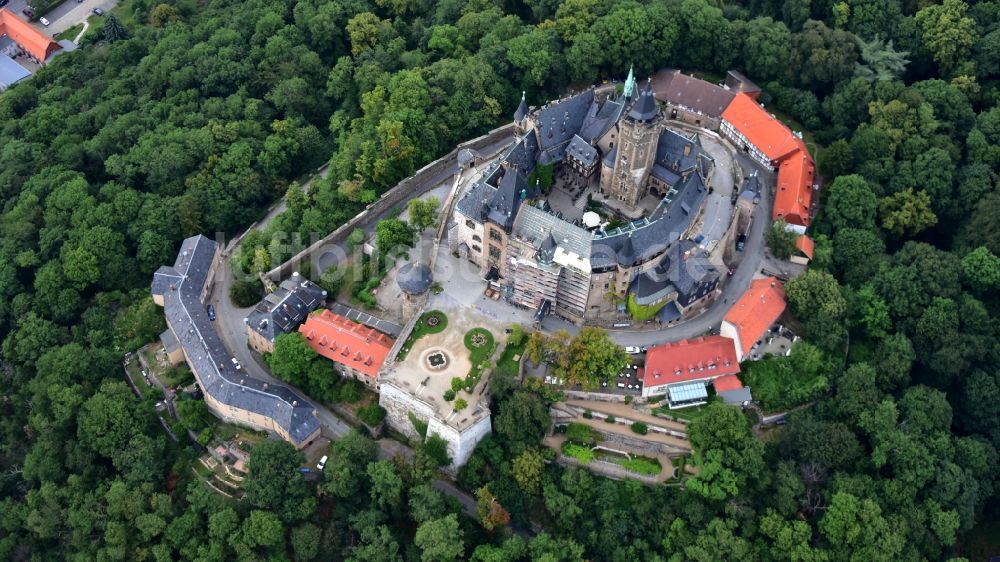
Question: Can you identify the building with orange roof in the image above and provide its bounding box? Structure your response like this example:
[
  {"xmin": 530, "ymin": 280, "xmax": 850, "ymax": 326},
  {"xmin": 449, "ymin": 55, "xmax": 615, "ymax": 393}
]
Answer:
[
  {"xmin": 792, "ymin": 234, "xmax": 814, "ymax": 265},
  {"xmin": 299, "ymin": 310, "xmax": 395, "ymax": 385},
  {"xmin": 641, "ymin": 335, "xmax": 740, "ymax": 405},
  {"xmin": 720, "ymin": 92, "xmax": 804, "ymax": 168},
  {"xmin": 0, "ymin": 9, "xmax": 61, "ymax": 63},
  {"xmin": 775, "ymin": 148, "xmax": 815, "ymax": 227},
  {"xmin": 721, "ymin": 277, "xmax": 786, "ymax": 362},
  {"xmin": 713, "ymin": 374, "xmax": 753, "ymax": 405}
]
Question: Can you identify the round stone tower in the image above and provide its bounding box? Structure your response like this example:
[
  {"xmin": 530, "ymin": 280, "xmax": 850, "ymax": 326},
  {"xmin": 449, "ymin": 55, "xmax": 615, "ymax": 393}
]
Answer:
[{"xmin": 396, "ymin": 262, "xmax": 433, "ymax": 318}]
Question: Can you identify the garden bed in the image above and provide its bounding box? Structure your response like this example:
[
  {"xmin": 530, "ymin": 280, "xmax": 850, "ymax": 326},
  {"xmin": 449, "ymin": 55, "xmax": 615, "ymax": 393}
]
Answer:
[
  {"xmin": 462, "ymin": 327, "xmax": 495, "ymax": 390},
  {"xmin": 396, "ymin": 310, "xmax": 448, "ymax": 361}
]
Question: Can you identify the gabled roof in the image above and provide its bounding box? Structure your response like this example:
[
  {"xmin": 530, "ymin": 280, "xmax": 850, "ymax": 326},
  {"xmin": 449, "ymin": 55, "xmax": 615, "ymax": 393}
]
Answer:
[
  {"xmin": 514, "ymin": 91, "xmax": 528, "ymax": 122},
  {"xmin": 299, "ymin": 310, "xmax": 395, "ymax": 378},
  {"xmin": 643, "ymin": 336, "xmax": 740, "ymax": 388},
  {"xmin": 648, "ymin": 69, "xmax": 736, "ymax": 118},
  {"xmin": 246, "ymin": 273, "xmax": 326, "ymax": 343},
  {"xmin": 795, "ymin": 235, "xmax": 814, "ymax": 259},
  {"xmin": 774, "ymin": 149, "xmax": 814, "ymax": 227},
  {"xmin": 152, "ymin": 235, "xmax": 320, "ymax": 446},
  {"xmin": 723, "ymin": 277, "xmax": 786, "ymax": 358},
  {"xmin": 0, "ymin": 53, "xmax": 30, "ymax": 89},
  {"xmin": 0, "ymin": 9, "xmax": 60, "ymax": 62},
  {"xmin": 722, "ymin": 93, "xmax": 804, "ymax": 163},
  {"xmin": 534, "ymin": 90, "xmax": 594, "ymax": 163},
  {"xmin": 565, "ymin": 134, "xmax": 598, "ymax": 166}
]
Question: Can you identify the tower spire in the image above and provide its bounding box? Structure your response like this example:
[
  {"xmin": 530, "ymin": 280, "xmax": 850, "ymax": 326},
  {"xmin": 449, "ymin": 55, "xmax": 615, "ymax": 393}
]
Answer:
[
  {"xmin": 514, "ymin": 91, "xmax": 528, "ymax": 123},
  {"xmin": 623, "ymin": 65, "xmax": 636, "ymax": 99}
]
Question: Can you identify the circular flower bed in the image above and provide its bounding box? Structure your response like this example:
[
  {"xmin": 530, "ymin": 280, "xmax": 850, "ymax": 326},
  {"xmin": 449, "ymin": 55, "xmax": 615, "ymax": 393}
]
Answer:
[
  {"xmin": 426, "ymin": 315, "xmax": 441, "ymax": 327},
  {"xmin": 470, "ymin": 333, "xmax": 487, "ymax": 347}
]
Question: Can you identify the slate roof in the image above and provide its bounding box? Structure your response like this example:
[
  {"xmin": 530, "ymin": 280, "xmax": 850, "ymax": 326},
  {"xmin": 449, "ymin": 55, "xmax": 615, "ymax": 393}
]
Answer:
[
  {"xmin": 739, "ymin": 172, "xmax": 763, "ymax": 202},
  {"xmin": 152, "ymin": 235, "xmax": 320, "ymax": 446},
  {"xmin": 512, "ymin": 204, "xmax": 593, "ymax": 266},
  {"xmin": 602, "ymin": 145, "xmax": 618, "ymax": 168},
  {"xmin": 0, "ymin": 53, "xmax": 30, "ymax": 90},
  {"xmin": 397, "ymin": 262, "xmax": 432, "ymax": 295},
  {"xmin": 593, "ymin": 172, "xmax": 709, "ymax": 269},
  {"xmin": 648, "ymin": 69, "xmax": 736, "ymax": 118},
  {"xmin": 514, "ymin": 91, "xmax": 528, "ymax": 122},
  {"xmin": 627, "ymin": 81, "xmax": 659, "ymax": 122},
  {"xmin": 632, "ymin": 240, "xmax": 719, "ymax": 306},
  {"xmin": 578, "ymin": 97, "xmax": 625, "ymax": 142},
  {"xmin": 655, "ymin": 129, "xmax": 706, "ymax": 176},
  {"xmin": 534, "ymin": 90, "xmax": 594, "ymax": 164},
  {"xmin": 565, "ymin": 135, "xmax": 598, "ymax": 167},
  {"xmin": 487, "ymin": 167, "xmax": 528, "ymax": 230},
  {"xmin": 246, "ymin": 273, "xmax": 326, "ymax": 345}
]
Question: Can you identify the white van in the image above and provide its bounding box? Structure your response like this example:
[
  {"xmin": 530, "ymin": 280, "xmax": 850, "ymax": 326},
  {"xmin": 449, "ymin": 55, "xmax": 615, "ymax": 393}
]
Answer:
[{"xmin": 316, "ymin": 455, "xmax": 328, "ymax": 470}]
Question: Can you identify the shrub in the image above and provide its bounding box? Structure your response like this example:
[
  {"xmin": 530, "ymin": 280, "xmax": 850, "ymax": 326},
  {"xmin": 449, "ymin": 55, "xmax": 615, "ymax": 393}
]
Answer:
[
  {"xmin": 582, "ymin": 409, "xmax": 593, "ymax": 419},
  {"xmin": 620, "ymin": 456, "xmax": 661, "ymax": 475},
  {"xmin": 358, "ymin": 404, "xmax": 386, "ymax": 426},
  {"xmin": 624, "ymin": 395, "xmax": 633, "ymax": 404},
  {"xmin": 424, "ymin": 433, "xmax": 452, "ymax": 466},
  {"xmin": 647, "ymin": 396, "xmax": 662, "ymax": 404},
  {"xmin": 453, "ymin": 398, "xmax": 468, "ymax": 411},
  {"xmin": 443, "ymin": 389, "xmax": 456, "ymax": 401},
  {"xmin": 450, "ymin": 377, "xmax": 465, "ymax": 392},
  {"xmin": 196, "ymin": 427, "xmax": 213, "ymax": 446},
  {"xmin": 408, "ymin": 412, "xmax": 428, "ymax": 438},
  {"xmin": 229, "ymin": 278, "xmax": 264, "ymax": 307},
  {"xmin": 606, "ymin": 415, "xmax": 616, "ymax": 424},
  {"xmin": 337, "ymin": 380, "xmax": 364, "ymax": 403},
  {"xmin": 562, "ymin": 443, "xmax": 594, "ymax": 464},
  {"xmin": 630, "ymin": 422, "xmax": 648, "ymax": 435},
  {"xmin": 565, "ymin": 423, "xmax": 600, "ymax": 445}
]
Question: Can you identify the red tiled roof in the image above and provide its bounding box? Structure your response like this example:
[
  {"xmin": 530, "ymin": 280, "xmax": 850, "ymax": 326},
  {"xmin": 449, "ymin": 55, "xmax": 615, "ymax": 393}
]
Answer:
[
  {"xmin": 723, "ymin": 277, "xmax": 786, "ymax": 358},
  {"xmin": 0, "ymin": 9, "xmax": 60, "ymax": 62},
  {"xmin": 712, "ymin": 374, "xmax": 744, "ymax": 393},
  {"xmin": 298, "ymin": 310, "xmax": 395, "ymax": 378},
  {"xmin": 795, "ymin": 235, "xmax": 815, "ymax": 259},
  {"xmin": 722, "ymin": 92, "xmax": 804, "ymax": 163},
  {"xmin": 775, "ymin": 149, "xmax": 814, "ymax": 226},
  {"xmin": 643, "ymin": 336, "xmax": 740, "ymax": 388}
]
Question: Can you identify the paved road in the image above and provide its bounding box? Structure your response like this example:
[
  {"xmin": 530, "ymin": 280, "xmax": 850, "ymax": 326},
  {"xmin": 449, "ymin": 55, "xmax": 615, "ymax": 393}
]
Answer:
[
  {"xmin": 541, "ymin": 151, "xmax": 773, "ymax": 348},
  {"xmin": 9, "ymin": 0, "xmax": 117, "ymax": 36}
]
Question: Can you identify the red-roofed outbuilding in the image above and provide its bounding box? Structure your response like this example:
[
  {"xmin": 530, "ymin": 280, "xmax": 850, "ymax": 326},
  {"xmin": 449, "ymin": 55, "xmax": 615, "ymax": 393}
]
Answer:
[
  {"xmin": 775, "ymin": 148, "xmax": 814, "ymax": 227},
  {"xmin": 0, "ymin": 9, "xmax": 61, "ymax": 63},
  {"xmin": 641, "ymin": 335, "xmax": 740, "ymax": 398},
  {"xmin": 299, "ymin": 310, "xmax": 395, "ymax": 385},
  {"xmin": 721, "ymin": 277, "xmax": 786, "ymax": 362},
  {"xmin": 712, "ymin": 374, "xmax": 744, "ymax": 393}
]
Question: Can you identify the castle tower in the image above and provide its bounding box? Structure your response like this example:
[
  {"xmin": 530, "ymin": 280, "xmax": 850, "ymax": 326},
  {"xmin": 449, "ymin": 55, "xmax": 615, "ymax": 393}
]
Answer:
[
  {"xmin": 513, "ymin": 91, "xmax": 530, "ymax": 136},
  {"xmin": 603, "ymin": 80, "xmax": 660, "ymax": 209},
  {"xmin": 397, "ymin": 262, "xmax": 432, "ymax": 319}
]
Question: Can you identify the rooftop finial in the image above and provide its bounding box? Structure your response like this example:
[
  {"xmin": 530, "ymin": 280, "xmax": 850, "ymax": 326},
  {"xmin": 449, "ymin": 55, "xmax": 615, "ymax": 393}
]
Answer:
[{"xmin": 623, "ymin": 64, "xmax": 637, "ymax": 98}]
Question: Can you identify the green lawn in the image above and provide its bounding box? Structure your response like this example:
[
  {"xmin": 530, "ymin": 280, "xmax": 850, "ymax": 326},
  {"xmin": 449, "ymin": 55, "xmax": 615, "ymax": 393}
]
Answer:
[
  {"xmin": 463, "ymin": 327, "xmax": 495, "ymax": 389},
  {"xmin": 395, "ymin": 310, "xmax": 448, "ymax": 361},
  {"xmin": 496, "ymin": 334, "xmax": 526, "ymax": 377},
  {"xmin": 55, "ymin": 24, "xmax": 83, "ymax": 42}
]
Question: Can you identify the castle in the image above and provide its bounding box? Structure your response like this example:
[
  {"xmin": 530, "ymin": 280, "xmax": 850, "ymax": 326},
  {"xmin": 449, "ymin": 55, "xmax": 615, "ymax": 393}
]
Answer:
[{"xmin": 449, "ymin": 69, "xmax": 722, "ymax": 324}]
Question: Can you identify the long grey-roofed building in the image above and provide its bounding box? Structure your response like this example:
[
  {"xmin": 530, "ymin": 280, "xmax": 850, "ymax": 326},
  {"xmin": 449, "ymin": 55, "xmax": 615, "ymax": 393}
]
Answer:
[
  {"xmin": 245, "ymin": 272, "xmax": 327, "ymax": 354},
  {"xmin": 152, "ymin": 235, "xmax": 320, "ymax": 448}
]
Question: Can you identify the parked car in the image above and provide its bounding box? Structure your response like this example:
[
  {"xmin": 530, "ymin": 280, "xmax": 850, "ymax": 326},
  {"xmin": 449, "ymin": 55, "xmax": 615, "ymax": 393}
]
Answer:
[
  {"xmin": 624, "ymin": 346, "xmax": 642, "ymax": 354},
  {"xmin": 22, "ymin": 7, "xmax": 34, "ymax": 18},
  {"xmin": 206, "ymin": 304, "xmax": 216, "ymax": 321},
  {"xmin": 316, "ymin": 455, "xmax": 328, "ymax": 470},
  {"xmin": 298, "ymin": 467, "xmax": 311, "ymax": 474},
  {"xmin": 93, "ymin": 7, "xmax": 103, "ymax": 15},
  {"xmin": 231, "ymin": 357, "xmax": 242, "ymax": 370},
  {"xmin": 735, "ymin": 234, "xmax": 747, "ymax": 252},
  {"xmin": 39, "ymin": 16, "xmax": 49, "ymax": 26}
]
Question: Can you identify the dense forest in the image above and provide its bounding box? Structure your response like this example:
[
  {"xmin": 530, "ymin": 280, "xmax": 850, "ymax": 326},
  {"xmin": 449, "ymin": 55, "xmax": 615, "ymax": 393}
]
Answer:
[{"xmin": 1, "ymin": 0, "xmax": 999, "ymax": 560}]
